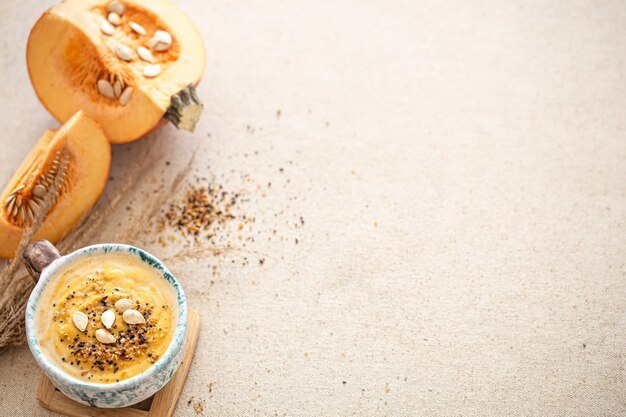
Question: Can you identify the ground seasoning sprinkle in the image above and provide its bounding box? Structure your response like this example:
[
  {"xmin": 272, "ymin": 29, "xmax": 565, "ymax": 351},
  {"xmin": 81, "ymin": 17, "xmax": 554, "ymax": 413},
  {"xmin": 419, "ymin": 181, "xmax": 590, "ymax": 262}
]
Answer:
[
  {"xmin": 159, "ymin": 182, "xmax": 250, "ymax": 245},
  {"xmin": 153, "ymin": 159, "xmax": 306, "ymax": 281}
]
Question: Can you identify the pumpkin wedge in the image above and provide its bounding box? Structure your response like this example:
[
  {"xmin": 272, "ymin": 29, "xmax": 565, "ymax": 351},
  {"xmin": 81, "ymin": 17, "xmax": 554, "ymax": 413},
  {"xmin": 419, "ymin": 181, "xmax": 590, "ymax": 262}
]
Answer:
[
  {"xmin": 0, "ymin": 111, "xmax": 110, "ymax": 258},
  {"xmin": 27, "ymin": 0, "xmax": 205, "ymax": 144}
]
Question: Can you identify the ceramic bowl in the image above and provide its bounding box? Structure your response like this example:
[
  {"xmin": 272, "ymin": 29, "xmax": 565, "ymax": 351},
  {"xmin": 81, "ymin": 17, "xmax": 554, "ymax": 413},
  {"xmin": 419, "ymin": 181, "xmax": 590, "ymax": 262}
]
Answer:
[{"xmin": 25, "ymin": 243, "xmax": 188, "ymax": 408}]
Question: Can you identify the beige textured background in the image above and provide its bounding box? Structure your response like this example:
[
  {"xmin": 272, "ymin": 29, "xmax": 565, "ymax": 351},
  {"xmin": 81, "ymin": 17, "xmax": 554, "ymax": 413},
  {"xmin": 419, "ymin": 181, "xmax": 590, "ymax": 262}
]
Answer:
[{"xmin": 0, "ymin": 0, "xmax": 625, "ymax": 415}]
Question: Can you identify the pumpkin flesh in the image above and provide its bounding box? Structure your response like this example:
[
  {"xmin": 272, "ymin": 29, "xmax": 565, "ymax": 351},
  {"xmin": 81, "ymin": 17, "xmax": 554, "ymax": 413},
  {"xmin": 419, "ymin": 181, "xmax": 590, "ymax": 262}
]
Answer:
[
  {"xmin": 27, "ymin": 0, "xmax": 205, "ymax": 143},
  {"xmin": 0, "ymin": 111, "xmax": 111, "ymax": 258}
]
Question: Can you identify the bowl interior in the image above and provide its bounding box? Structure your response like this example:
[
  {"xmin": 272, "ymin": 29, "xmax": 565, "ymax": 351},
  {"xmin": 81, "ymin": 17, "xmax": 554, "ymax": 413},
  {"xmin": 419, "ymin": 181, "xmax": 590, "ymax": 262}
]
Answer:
[{"xmin": 25, "ymin": 243, "xmax": 188, "ymax": 391}]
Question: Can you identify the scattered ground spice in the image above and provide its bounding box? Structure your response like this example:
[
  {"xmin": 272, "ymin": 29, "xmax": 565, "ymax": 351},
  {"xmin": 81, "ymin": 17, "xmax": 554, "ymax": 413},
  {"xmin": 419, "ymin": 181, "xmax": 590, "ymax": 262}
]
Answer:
[
  {"xmin": 158, "ymin": 179, "xmax": 253, "ymax": 247},
  {"xmin": 153, "ymin": 153, "xmax": 306, "ymax": 279}
]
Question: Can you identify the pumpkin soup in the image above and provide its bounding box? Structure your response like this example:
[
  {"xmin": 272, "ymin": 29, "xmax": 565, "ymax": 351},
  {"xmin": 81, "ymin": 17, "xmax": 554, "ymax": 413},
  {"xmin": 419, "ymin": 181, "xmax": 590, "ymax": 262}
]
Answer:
[{"xmin": 35, "ymin": 251, "xmax": 177, "ymax": 383}]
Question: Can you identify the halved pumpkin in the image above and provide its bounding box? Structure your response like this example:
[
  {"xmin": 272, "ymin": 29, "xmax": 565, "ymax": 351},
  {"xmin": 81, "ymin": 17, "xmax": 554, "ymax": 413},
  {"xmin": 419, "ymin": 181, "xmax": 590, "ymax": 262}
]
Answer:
[
  {"xmin": 0, "ymin": 111, "xmax": 110, "ymax": 258},
  {"xmin": 27, "ymin": 0, "xmax": 205, "ymax": 144}
]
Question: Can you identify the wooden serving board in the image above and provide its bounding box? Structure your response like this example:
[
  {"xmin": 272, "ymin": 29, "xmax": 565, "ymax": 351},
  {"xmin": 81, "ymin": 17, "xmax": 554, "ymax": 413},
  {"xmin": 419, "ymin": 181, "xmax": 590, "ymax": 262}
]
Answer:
[{"xmin": 37, "ymin": 308, "xmax": 200, "ymax": 417}]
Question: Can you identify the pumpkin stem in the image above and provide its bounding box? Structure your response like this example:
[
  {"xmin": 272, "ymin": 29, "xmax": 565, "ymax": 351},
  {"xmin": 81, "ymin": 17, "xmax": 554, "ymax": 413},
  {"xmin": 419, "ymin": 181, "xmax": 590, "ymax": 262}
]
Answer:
[{"xmin": 164, "ymin": 85, "xmax": 203, "ymax": 132}]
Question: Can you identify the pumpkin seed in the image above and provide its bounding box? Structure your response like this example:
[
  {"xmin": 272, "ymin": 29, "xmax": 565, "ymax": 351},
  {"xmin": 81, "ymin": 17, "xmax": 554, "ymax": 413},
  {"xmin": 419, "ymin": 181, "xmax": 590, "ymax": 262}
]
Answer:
[
  {"xmin": 5, "ymin": 193, "xmax": 15, "ymax": 205},
  {"xmin": 114, "ymin": 298, "xmax": 134, "ymax": 312},
  {"xmin": 95, "ymin": 328, "xmax": 116, "ymax": 344},
  {"xmin": 114, "ymin": 43, "xmax": 133, "ymax": 61},
  {"xmin": 28, "ymin": 198, "xmax": 40, "ymax": 213},
  {"xmin": 16, "ymin": 206, "xmax": 25, "ymax": 223},
  {"xmin": 122, "ymin": 309, "xmax": 145, "ymax": 324},
  {"xmin": 153, "ymin": 42, "xmax": 171, "ymax": 52},
  {"xmin": 5, "ymin": 195, "xmax": 15, "ymax": 214},
  {"xmin": 25, "ymin": 204, "xmax": 35, "ymax": 224},
  {"xmin": 137, "ymin": 46, "xmax": 154, "ymax": 63},
  {"xmin": 149, "ymin": 30, "xmax": 172, "ymax": 51},
  {"xmin": 113, "ymin": 79, "xmax": 122, "ymax": 97},
  {"xmin": 72, "ymin": 311, "xmax": 88, "ymax": 332},
  {"xmin": 116, "ymin": 73, "xmax": 125, "ymax": 90},
  {"xmin": 107, "ymin": 1, "xmax": 125, "ymax": 15},
  {"xmin": 119, "ymin": 87, "xmax": 133, "ymax": 106},
  {"xmin": 143, "ymin": 64, "xmax": 161, "ymax": 78},
  {"xmin": 107, "ymin": 12, "xmax": 121, "ymax": 26},
  {"xmin": 100, "ymin": 19, "xmax": 115, "ymax": 35},
  {"xmin": 101, "ymin": 309, "xmax": 116, "ymax": 329},
  {"xmin": 11, "ymin": 185, "xmax": 25, "ymax": 195},
  {"xmin": 129, "ymin": 21, "xmax": 146, "ymax": 36},
  {"xmin": 32, "ymin": 184, "xmax": 47, "ymax": 198},
  {"xmin": 97, "ymin": 79, "xmax": 116, "ymax": 99}
]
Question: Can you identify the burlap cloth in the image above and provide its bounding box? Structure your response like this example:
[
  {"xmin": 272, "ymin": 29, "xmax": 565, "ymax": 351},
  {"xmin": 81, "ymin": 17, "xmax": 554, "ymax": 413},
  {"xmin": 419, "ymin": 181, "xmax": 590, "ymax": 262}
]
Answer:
[{"xmin": 0, "ymin": 0, "xmax": 624, "ymax": 415}]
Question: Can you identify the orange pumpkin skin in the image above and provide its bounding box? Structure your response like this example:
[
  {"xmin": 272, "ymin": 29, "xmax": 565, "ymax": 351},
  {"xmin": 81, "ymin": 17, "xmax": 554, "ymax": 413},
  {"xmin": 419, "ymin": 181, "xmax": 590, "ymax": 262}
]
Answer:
[
  {"xmin": 0, "ymin": 111, "xmax": 111, "ymax": 258},
  {"xmin": 27, "ymin": 0, "xmax": 206, "ymax": 144}
]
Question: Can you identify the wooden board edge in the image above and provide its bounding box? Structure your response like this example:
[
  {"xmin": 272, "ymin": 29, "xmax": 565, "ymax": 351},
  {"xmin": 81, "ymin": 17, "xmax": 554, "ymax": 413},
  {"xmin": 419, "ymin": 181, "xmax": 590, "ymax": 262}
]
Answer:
[
  {"xmin": 148, "ymin": 308, "xmax": 200, "ymax": 417},
  {"xmin": 37, "ymin": 373, "xmax": 57, "ymax": 406}
]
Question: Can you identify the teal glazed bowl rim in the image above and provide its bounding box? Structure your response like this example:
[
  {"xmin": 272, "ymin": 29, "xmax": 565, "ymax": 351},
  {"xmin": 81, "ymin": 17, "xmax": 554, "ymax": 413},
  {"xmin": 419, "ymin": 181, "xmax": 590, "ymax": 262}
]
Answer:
[{"xmin": 25, "ymin": 243, "xmax": 188, "ymax": 392}]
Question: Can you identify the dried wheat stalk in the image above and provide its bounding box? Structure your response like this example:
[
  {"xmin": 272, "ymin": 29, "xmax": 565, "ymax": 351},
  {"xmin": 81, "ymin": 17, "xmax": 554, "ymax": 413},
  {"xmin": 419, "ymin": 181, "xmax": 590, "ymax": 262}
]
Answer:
[{"xmin": 0, "ymin": 150, "xmax": 69, "ymax": 348}]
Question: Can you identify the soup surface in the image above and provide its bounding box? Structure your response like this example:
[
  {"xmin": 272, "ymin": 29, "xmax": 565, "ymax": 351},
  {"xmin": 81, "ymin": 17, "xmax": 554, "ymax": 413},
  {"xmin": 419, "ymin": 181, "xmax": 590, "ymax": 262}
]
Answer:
[{"xmin": 36, "ymin": 251, "xmax": 178, "ymax": 383}]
